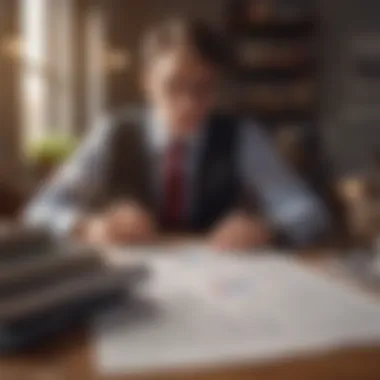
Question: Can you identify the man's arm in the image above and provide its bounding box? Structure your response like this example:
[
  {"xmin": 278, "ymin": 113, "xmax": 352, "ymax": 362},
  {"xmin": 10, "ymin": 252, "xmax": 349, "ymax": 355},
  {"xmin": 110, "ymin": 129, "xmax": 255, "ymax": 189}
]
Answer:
[
  {"xmin": 237, "ymin": 122, "xmax": 330, "ymax": 246},
  {"xmin": 23, "ymin": 116, "xmax": 115, "ymax": 236}
]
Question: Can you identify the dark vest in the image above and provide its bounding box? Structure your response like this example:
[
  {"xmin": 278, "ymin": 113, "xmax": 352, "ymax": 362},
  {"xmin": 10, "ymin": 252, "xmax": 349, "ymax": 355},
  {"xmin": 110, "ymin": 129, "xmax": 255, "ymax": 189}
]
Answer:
[{"xmin": 107, "ymin": 111, "xmax": 242, "ymax": 232}]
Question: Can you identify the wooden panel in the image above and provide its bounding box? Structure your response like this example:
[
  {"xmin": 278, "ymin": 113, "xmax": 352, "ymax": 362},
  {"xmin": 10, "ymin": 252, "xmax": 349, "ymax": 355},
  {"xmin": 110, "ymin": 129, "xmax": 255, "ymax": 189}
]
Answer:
[{"xmin": 0, "ymin": 0, "xmax": 21, "ymax": 186}]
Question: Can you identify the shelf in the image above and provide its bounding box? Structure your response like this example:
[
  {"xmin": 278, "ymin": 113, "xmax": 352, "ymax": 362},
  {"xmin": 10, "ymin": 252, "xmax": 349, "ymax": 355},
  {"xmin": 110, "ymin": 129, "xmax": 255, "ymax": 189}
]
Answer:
[
  {"xmin": 239, "ymin": 107, "xmax": 314, "ymax": 123},
  {"xmin": 227, "ymin": 2, "xmax": 318, "ymax": 127},
  {"xmin": 234, "ymin": 20, "xmax": 315, "ymax": 39},
  {"xmin": 235, "ymin": 63, "xmax": 315, "ymax": 82},
  {"xmin": 355, "ymin": 59, "xmax": 380, "ymax": 78}
]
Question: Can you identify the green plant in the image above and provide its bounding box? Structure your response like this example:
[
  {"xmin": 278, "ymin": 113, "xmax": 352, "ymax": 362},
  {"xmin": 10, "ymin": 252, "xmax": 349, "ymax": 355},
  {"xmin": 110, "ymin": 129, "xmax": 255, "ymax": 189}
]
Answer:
[{"xmin": 27, "ymin": 134, "xmax": 78, "ymax": 166}]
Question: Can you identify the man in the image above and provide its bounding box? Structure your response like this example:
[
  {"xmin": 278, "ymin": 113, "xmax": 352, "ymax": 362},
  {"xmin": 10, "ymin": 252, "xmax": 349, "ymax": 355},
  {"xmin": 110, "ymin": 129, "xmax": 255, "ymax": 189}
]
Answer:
[{"xmin": 25, "ymin": 18, "xmax": 329, "ymax": 250}]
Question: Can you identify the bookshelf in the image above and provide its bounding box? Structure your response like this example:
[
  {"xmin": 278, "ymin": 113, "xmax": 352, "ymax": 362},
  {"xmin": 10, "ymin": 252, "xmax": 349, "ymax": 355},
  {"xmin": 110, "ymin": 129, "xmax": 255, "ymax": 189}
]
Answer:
[{"xmin": 227, "ymin": 0, "xmax": 326, "ymax": 192}]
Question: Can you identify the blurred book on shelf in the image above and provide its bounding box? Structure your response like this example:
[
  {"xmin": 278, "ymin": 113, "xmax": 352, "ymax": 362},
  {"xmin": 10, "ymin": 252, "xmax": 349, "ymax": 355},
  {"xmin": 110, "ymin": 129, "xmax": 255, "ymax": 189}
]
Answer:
[{"xmin": 227, "ymin": 0, "xmax": 324, "ymax": 193}]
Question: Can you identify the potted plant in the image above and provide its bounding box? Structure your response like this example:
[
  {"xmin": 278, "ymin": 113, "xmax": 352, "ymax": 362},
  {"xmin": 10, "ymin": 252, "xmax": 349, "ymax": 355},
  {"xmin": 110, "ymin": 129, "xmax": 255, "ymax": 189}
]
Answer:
[{"xmin": 27, "ymin": 134, "xmax": 78, "ymax": 181}]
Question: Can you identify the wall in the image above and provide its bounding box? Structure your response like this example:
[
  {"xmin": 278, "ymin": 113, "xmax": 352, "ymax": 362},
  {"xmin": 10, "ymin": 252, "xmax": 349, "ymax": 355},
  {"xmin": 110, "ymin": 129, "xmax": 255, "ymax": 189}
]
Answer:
[
  {"xmin": 0, "ymin": 1, "xmax": 21, "ymax": 188},
  {"xmin": 319, "ymin": 0, "xmax": 380, "ymax": 176}
]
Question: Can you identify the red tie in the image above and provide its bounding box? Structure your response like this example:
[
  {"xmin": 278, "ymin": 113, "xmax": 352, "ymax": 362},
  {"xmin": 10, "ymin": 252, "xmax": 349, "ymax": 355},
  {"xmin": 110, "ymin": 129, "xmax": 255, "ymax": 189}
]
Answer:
[{"xmin": 163, "ymin": 140, "xmax": 185, "ymax": 229}]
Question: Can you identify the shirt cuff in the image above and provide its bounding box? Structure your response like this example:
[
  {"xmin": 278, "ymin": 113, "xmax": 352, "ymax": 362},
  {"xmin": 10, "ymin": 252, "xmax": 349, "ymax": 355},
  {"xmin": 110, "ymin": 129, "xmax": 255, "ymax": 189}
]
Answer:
[
  {"xmin": 53, "ymin": 209, "xmax": 83, "ymax": 237},
  {"xmin": 24, "ymin": 204, "xmax": 82, "ymax": 237}
]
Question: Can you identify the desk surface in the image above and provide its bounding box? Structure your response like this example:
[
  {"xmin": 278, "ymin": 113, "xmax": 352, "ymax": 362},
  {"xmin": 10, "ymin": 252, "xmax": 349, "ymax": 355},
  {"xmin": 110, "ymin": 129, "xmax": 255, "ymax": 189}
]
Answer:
[{"xmin": 1, "ymin": 246, "xmax": 380, "ymax": 380}]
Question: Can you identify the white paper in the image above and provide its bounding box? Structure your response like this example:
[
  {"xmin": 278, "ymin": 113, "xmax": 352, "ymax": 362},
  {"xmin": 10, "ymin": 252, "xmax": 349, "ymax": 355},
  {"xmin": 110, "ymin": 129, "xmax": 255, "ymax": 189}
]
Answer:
[{"xmin": 93, "ymin": 247, "xmax": 380, "ymax": 374}]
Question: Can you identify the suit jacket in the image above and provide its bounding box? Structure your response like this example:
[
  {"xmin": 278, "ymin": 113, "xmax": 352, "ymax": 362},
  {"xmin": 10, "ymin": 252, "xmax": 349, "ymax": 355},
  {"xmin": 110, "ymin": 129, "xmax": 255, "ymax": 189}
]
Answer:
[{"xmin": 24, "ymin": 108, "xmax": 330, "ymax": 245}]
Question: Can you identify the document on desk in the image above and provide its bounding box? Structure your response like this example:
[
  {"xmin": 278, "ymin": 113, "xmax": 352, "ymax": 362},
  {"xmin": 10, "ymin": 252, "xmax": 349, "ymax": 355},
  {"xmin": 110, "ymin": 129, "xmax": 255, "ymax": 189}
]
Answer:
[{"xmin": 93, "ymin": 246, "xmax": 380, "ymax": 374}]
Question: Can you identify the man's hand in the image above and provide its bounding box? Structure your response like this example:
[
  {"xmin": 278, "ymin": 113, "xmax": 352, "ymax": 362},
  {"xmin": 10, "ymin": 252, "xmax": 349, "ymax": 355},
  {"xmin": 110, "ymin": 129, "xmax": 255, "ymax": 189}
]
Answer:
[
  {"xmin": 76, "ymin": 202, "xmax": 157, "ymax": 245},
  {"xmin": 209, "ymin": 212, "xmax": 271, "ymax": 252}
]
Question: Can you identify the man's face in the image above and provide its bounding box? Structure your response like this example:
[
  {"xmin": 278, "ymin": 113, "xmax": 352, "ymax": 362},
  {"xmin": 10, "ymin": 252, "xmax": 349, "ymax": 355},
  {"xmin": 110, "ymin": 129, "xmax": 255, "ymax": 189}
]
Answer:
[{"xmin": 143, "ymin": 48, "xmax": 220, "ymax": 136}]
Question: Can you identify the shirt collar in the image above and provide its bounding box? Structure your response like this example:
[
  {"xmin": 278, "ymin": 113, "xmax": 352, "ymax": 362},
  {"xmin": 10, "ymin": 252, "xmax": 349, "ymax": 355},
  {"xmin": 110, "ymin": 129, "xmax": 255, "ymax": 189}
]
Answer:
[
  {"xmin": 147, "ymin": 111, "xmax": 170, "ymax": 151},
  {"xmin": 147, "ymin": 110, "xmax": 204, "ymax": 153}
]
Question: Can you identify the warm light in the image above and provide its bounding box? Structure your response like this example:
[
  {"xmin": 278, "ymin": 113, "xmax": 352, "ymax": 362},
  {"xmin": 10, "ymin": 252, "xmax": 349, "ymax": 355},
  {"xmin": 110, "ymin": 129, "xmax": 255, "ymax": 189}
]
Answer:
[
  {"xmin": 1, "ymin": 35, "xmax": 24, "ymax": 59},
  {"xmin": 21, "ymin": 0, "xmax": 48, "ymax": 145},
  {"xmin": 103, "ymin": 48, "xmax": 131, "ymax": 72}
]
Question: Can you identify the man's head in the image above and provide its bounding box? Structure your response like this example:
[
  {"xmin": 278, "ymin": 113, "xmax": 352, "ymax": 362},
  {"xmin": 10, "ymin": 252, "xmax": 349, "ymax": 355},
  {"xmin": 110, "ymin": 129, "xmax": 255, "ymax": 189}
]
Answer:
[{"xmin": 141, "ymin": 18, "xmax": 228, "ymax": 136}]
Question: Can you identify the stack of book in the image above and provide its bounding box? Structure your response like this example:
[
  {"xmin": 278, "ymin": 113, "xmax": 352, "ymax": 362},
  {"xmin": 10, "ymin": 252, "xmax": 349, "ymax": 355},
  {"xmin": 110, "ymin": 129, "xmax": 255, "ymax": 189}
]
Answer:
[{"xmin": 0, "ymin": 225, "xmax": 146, "ymax": 353}]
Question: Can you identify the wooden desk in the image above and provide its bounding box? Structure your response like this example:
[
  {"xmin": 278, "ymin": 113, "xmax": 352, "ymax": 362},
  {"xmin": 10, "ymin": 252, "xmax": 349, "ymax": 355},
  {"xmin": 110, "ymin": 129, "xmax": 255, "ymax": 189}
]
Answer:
[{"xmin": 1, "ymin": 248, "xmax": 380, "ymax": 380}]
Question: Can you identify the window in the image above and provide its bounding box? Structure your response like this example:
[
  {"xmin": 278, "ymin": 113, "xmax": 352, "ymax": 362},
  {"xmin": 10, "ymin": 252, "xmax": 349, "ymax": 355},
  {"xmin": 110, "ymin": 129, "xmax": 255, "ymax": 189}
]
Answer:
[
  {"xmin": 21, "ymin": 0, "xmax": 49, "ymax": 145},
  {"xmin": 20, "ymin": 0, "xmax": 106, "ymax": 148}
]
